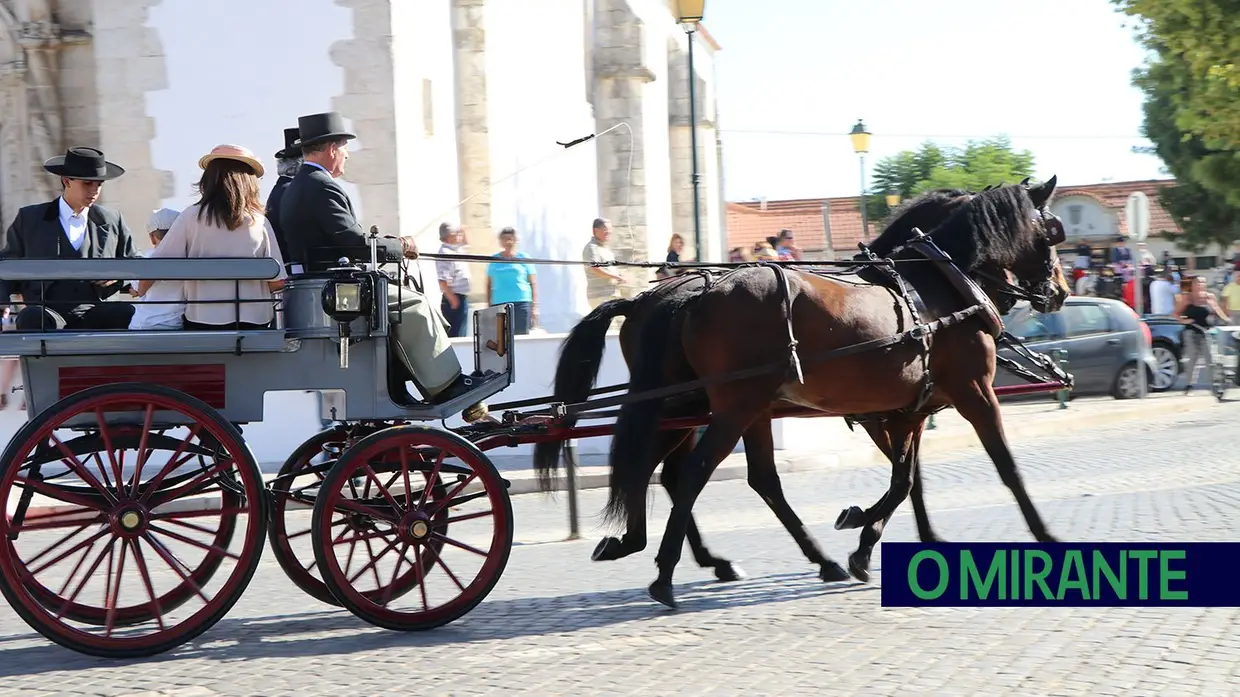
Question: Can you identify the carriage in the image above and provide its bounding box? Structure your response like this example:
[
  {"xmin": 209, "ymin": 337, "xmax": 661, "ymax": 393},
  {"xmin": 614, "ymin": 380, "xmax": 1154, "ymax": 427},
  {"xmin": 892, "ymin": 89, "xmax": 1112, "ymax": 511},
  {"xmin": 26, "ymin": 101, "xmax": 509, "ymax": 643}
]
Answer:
[{"xmin": 0, "ymin": 211, "xmax": 1075, "ymax": 657}]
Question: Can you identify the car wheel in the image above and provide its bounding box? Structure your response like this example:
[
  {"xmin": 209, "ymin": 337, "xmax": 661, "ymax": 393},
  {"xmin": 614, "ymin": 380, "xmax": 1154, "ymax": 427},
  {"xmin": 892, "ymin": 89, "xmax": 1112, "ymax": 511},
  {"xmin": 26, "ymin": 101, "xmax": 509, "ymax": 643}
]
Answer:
[
  {"xmin": 1113, "ymin": 361, "xmax": 1150, "ymax": 400},
  {"xmin": 1150, "ymin": 342, "xmax": 1180, "ymax": 392}
]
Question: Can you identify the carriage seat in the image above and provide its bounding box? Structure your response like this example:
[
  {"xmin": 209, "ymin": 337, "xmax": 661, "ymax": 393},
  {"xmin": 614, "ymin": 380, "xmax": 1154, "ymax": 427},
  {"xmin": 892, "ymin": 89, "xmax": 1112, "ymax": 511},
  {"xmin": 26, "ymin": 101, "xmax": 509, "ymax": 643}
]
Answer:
[{"xmin": 0, "ymin": 328, "xmax": 289, "ymax": 357}]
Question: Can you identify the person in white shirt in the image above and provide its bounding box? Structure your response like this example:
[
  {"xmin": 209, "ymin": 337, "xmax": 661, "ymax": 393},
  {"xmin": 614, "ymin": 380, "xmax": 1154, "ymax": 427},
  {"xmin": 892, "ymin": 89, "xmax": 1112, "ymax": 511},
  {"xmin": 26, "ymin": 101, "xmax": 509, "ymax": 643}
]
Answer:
[
  {"xmin": 129, "ymin": 208, "xmax": 187, "ymax": 330},
  {"xmin": 1148, "ymin": 271, "xmax": 1177, "ymax": 316}
]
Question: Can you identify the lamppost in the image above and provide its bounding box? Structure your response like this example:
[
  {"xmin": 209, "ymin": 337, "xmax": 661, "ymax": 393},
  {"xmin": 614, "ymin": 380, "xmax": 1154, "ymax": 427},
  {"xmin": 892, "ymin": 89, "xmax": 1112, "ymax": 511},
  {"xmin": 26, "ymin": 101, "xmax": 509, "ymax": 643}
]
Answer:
[
  {"xmin": 676, "ymin": 0, "xmax": 706, "ymax": 261},
  {"xmin": 886, "ymin": 192, "xmax": 901, "ymax": 209},
  {"xmin": 850, "ymin": 119, "xmax": 872, "ymax": 241}
]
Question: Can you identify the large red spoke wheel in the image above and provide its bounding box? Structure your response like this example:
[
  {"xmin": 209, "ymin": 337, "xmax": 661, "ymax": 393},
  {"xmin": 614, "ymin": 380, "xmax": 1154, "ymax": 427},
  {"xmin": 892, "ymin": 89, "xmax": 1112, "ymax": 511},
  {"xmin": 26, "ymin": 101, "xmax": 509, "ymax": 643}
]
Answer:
[
  {"xmin": 311, "ymin": 425, "xmax": 512, "ymax": 632},
  {"xmin": 267, "ymin": 422, "xmax": 431, "ymax": 607},
  {"xmin": 0, "ymin": 383, "xmax": 267, "ymax": 658}
]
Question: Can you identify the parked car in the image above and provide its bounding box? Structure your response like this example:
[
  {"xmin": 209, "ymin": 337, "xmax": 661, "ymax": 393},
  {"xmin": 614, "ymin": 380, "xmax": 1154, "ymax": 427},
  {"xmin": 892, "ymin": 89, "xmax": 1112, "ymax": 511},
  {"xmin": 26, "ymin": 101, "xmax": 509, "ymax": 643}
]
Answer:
[{"xmin": 996, "ymin": 296, "xmax": 1159, "ymax": 399}]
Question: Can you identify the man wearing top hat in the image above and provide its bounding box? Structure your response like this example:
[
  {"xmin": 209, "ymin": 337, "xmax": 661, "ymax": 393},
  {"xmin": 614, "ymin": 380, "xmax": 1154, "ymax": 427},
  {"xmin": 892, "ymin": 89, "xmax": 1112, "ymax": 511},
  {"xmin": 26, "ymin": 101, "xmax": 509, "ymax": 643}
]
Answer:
[
  {"xmin": 265, "ymin": 127, "xmax": 302, "ymax": 268},
  {"xmin": 280, "ymin": 111, "xmax": 487, "ymax": 421},
  {"xmin": 0, "ymin": 146, "xmax": 138, "ymax": 331}
]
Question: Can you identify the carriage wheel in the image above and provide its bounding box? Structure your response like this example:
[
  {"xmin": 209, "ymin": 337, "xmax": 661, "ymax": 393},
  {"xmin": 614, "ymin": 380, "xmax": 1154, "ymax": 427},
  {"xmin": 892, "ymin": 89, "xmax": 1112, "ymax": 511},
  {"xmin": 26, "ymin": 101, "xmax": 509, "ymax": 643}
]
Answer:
[
  {"xmin": 0, "ymin": 383, "xmax": 267, "ymax": 658},
  {"xmin": 311, "ymin": 425, "xmax": 512, "ymax": 632},
  {"xmin": 268, "ymin": 423, "xmax": 432, "ymax": 607}
]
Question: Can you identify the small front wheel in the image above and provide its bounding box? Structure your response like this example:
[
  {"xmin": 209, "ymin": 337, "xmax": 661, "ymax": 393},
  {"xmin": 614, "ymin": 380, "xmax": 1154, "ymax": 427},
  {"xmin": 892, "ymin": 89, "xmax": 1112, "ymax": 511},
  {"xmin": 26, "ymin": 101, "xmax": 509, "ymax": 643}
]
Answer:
[{"xmin": 311, "ymin": 425, "xmax": 513, "ymax": 632}]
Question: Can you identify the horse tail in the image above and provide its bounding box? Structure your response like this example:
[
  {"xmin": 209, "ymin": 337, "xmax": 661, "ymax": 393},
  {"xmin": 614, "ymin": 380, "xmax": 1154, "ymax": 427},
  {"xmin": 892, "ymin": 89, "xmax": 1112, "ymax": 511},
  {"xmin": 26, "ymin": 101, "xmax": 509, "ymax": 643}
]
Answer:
[
  {"xmin": 602, "ymin": 299, "xmax": 681, "ymax": 527},
  {"xmin": 532, "ymin": 297, "xmax": 636, "ymax": 492}
]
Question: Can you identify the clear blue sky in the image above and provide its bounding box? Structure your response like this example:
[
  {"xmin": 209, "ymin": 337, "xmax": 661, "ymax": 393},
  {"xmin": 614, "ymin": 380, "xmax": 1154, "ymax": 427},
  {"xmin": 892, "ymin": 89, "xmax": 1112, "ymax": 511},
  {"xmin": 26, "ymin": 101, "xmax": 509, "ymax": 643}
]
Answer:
[{"xmin": 703, "ymin": 0, "xmax": 1168, "ymax": 201}]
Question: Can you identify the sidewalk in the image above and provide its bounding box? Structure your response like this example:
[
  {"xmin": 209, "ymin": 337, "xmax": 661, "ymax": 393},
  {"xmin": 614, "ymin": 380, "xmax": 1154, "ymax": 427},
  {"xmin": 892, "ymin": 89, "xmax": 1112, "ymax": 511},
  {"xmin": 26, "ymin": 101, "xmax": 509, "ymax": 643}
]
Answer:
[
  {"xmin": 504, "ymin": 390, "xmax": 1223, "ymax": 496},
  {"xmin": 10, "ymin": 391, "xmax": 1220, "ymax": 519}
]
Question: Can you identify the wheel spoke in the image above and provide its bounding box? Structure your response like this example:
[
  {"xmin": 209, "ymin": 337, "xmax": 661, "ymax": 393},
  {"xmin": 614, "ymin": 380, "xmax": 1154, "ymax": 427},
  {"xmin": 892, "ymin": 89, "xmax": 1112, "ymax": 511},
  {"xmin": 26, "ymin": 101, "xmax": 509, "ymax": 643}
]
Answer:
[
  {"xmin": 150, "ymin": 506, "xmax": 249, "ymax": 522},
  {"xmin": 48, "ymin": 433, "xmax": 117, "ymax": 505},
  {"xmin": 430, "ymin": 531, "xmax": 488, "ymax": 557},
  {"xmin": 13, "ymin": 475, "xmax": 107, "ymax": 511},
  {"xmin": 137, "ymin": 424, "xmax": 202, "ymax": 503},
  {"xmin": 94, "ymin": 408, "xmax": 125, "ymax": 487},
  {"xmin": 28, "ymin": 526, "xmax": 111, "ymax": 576},
  {"xmin": 380, "ymin": 542, "xmax": 411, "ymax": 606},
  {"xmin": 417, "ymin": 450, "xmax": 446, "ymax": 510},
  {"xmin": 442, "ymin": 509, "xmax": 493, "ymax": 526},
  {"xmin": 347, "ymin": 534, "xmax": 400, "ymax": 586},
  {"xmin": 103, "ymin": 537, "xmax": 131, "ymax": 637},
  {"xmin": 400, "ymin": 448, "xmax": 413, "ymax": 511},
  {"xmin": 56, "ymin": 533, "xmax": 103, "ymax": 598},
  {"xmin": 145, "ymin": 455, "xmax": 234, "ymax": 510},
  {"xmin": 55, "ymin": 537, "xmax": 116, "ymax": 620},
  {"xmin": 428, "ymin": 472, "xmax": 477, "ymax": 518},
  {"xmin": 361, "ymin": 463, "xmax": 404, "ymax": 517},
  {"xmin": 414, "ymin": 541, "xmax": 430, "ymax": 612},
  {"xmin": 148, "ymin": 523, "xmax": 241, "ymax": 560},
  {"xmin": 127, "ymin": 538, "xmax": 165, "ymax": 631},
  {"xmin": 126, "ymin": 403, "xmax": 156, "ymax": 499},
  {"xmin": 325, "ymin": 497, "xmax": 399, "ymax": 525},
  {"xmin": 11, "ymin": 508, "xmax": 104, "ymax": 534},
  {"xmin": 142, "ymin": 532, "xmax": 210, "ymax": 604},
  {"xmin": 424, "ymin": 542, "xmax": 466, "ymax": 592}
]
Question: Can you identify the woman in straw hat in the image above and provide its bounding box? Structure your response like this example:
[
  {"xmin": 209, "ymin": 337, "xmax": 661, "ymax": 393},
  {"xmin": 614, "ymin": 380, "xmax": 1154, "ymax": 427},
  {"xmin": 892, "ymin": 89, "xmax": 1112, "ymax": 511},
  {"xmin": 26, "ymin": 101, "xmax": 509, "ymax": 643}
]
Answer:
[{"xmin": 137, "ymin": 144, "xmax": 286, "ymax": 330}]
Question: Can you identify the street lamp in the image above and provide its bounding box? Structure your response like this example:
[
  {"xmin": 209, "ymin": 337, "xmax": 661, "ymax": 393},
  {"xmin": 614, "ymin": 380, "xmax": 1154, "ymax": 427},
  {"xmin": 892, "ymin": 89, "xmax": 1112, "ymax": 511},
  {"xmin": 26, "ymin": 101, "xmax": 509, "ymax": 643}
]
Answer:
[
  {"xmin": 676, "ymin": 0, "xmax": 706, "ymax": 261},
  {"xmin": 850, "ymin": 119, "xmax": 871, "ymax": 241},
  {"xmin": 886, "ymin": 192, "xmax": 901, "ymax": 208}
]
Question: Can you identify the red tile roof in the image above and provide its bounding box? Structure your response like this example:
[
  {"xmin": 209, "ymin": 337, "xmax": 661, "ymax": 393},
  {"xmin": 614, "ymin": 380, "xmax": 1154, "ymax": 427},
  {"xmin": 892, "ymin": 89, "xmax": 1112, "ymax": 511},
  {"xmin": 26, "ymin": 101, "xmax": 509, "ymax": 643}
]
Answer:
[{"xmin": 726, "ymin": 178, "xmax": 1183, "ymax": 253}]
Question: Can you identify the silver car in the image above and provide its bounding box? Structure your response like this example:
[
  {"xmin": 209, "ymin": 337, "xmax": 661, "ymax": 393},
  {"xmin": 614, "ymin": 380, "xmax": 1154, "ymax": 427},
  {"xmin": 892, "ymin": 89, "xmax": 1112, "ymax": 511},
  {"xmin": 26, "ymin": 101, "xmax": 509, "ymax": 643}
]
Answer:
[{"xmin": 997, "ymin": 297, "xmax": 1160, "ymax": 399}]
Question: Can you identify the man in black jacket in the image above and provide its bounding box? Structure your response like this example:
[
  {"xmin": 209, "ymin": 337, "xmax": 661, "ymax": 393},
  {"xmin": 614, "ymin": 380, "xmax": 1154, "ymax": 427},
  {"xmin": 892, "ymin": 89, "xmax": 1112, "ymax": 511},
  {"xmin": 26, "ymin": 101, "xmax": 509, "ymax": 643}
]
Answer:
[
  {"xmin": 280, "ymin": 112, "xmax": 485, "ymax": 419},
  {"xmin": 0, "ymin": 147, "xmax": 137, "ymax": 331},
  {"xmin": 265, "ymin": 127, "xmax": 301, "ymax": 269}
]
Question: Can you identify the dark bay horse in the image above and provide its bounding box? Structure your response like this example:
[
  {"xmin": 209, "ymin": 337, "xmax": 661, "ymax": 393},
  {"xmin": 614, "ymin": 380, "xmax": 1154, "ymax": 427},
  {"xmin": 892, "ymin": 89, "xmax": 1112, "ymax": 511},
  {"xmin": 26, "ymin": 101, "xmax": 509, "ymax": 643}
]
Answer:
[
  {"xmin": 538, "ymin": 179, "xmax": 1070, "ymax": 608},
  {"xmin": 532, "ymin": 188, "xmax": 976, "ymax": 583}
]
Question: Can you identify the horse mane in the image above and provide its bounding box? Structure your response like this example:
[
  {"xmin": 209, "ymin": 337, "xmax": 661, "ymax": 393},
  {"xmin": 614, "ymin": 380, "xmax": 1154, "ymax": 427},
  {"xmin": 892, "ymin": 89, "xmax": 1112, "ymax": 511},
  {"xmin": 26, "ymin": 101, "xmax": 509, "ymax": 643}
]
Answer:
[
  {"xmin": 922, "ymin": 184, "xmax": 1041, "ymax": 272},
  {"xmin": 860, "ymin": 188, "xmax": 975, "ymax": 258}
]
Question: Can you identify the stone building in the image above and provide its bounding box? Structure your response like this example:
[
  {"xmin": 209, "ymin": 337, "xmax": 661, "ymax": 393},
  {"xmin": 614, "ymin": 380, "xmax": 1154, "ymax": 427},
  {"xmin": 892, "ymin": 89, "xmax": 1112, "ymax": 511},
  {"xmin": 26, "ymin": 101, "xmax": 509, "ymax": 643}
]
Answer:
[{"xmin": 0, "ymin": 0, "xmax": 726, "ymax": 333}]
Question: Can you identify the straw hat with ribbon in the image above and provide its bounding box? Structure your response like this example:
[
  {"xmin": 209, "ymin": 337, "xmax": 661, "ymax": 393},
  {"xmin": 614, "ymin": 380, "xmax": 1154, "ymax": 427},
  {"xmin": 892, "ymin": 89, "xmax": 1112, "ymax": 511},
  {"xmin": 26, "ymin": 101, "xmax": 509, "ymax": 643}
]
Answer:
[{"xmin": 197, "ymin": 144, "xmax": 265, "ymax": 178}]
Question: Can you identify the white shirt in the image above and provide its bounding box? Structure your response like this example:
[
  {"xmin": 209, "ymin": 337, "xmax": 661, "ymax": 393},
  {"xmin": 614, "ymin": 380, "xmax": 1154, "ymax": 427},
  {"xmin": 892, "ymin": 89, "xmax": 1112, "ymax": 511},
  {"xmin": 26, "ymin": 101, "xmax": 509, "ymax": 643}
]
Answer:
[
  {"xmin": 129, "ymin": 250, "xmax": 186, "ymax": 330},
  {"xmin": 1150, "ymin": 278, "xmax": 1176, "ymax": 315},
  {"xmin": 58, "ymin": 197, "xmax": 88, "ymax": 252}
]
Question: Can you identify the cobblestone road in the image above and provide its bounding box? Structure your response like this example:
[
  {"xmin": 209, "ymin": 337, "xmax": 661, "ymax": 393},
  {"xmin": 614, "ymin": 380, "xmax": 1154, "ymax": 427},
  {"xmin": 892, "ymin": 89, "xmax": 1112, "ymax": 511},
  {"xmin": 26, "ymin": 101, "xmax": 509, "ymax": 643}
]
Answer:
[{"xmin": 2, "ymin": 403, "xmax": 1240, "ymax": 696}]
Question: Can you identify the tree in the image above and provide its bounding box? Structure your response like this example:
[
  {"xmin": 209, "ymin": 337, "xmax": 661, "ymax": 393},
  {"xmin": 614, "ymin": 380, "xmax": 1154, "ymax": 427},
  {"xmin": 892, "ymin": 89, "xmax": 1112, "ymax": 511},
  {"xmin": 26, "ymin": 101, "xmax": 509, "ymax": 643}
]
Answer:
[
  {"xmin": 866, "ymin": 137, "xmax": 1036, "ymax": 221},
  {"xmin": 1113, "ymin": 0, "xmax": 1240, "ymax": 149},
  {"xmin": 1135, "ymin": 51, "xmax": 1240, "ymax": 252}
]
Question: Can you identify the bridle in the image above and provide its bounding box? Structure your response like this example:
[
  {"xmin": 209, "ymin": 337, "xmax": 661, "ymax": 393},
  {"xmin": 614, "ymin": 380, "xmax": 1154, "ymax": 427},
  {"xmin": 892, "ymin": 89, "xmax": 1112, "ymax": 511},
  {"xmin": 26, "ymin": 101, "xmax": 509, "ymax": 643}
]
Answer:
[{"xmin": 972, "ymin": 207, "xmax": 1066, "ymax": 309}]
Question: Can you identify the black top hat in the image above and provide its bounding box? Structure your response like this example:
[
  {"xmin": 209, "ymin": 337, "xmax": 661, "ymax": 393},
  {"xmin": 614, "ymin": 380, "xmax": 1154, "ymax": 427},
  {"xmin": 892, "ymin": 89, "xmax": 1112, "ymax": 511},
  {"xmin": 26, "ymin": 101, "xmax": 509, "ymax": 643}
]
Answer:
[
  {"xmin": 43, "ymin": 147, "xmax": 125, "ymax": 181},
  {"xmin": 296, "ymin": 112, "xmax": 356, "ymax": 150},
  {"xmin": 275, "ymin": 127, "xmax": 302, "ymax": 160}
]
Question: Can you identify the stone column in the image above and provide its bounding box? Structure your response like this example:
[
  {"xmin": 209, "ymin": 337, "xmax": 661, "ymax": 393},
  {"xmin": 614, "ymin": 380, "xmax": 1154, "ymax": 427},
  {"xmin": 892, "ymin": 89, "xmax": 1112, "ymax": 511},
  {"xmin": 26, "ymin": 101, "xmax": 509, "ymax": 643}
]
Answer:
[
  {"xmin": 330, "ymin": 0, "xmax": 400, "ymax": 237},
  {"xmin": 451, "ymin": 0, "xmax": 492, "ymax": 306},
  {"xmin": 592, "ymin": 0, "xmax": 658, "ymax": 292}
]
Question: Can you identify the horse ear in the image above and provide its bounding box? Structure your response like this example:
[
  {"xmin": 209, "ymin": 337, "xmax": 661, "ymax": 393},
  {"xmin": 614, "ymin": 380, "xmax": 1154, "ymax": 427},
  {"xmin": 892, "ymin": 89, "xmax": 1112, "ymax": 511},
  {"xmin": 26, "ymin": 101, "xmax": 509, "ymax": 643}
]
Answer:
[
  {"xmin": 1019, "ymin": 177, "xmax": 1031, "ymax": 187},
  {"xmin": 1028, "ymin": 174, "xmax": 1058, "ymax": 208}
]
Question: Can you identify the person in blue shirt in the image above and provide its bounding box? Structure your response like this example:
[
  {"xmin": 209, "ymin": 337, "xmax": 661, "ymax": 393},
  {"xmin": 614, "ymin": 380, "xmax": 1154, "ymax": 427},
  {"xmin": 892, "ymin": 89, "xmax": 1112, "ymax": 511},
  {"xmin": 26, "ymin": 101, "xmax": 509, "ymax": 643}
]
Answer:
[{"xmin": 486, "ymin": 227, "xmax": 538, "ymax": 334}]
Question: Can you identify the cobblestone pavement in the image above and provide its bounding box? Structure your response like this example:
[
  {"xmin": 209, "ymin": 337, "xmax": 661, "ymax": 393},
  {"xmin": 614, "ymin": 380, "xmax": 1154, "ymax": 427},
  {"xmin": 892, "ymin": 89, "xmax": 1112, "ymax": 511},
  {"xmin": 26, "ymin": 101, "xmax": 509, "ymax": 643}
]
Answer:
[{"xmin": 2, "ymin": 403, "xmax": 1240, "ymax": 696}]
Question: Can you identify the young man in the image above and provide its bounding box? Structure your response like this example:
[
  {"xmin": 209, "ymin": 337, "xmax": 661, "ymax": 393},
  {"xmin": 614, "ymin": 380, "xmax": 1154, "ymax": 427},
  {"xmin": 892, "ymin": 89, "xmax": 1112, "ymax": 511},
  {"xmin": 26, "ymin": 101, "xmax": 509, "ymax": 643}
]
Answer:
[
  {"xmin": 129, "ymin": 208, "xmax": 186, "ymax": 330},
  {"xmin": 0, "ymin": 147, "xmax": 138, "ymax": 331}
]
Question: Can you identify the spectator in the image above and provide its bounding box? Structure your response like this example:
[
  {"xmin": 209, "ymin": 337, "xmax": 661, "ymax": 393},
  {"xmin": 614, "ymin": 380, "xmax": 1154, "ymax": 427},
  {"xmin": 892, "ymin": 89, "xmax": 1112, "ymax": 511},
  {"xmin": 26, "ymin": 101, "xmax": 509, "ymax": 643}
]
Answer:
[
  {"xmin": 657, "ymin": 233, "xmax": 685, "ymax": 280},
  {"xmin": 1149, "ymin": 270, "xmax": 1176, "ymax": 316},
  {"xmin": 1174, "ymin": 275, "xmax": 1230, "ymax": 394},
  {"xmin": 582, "ymin": 217, "xmax": 623, "ymax": 309},
  {"xmin": 129, "ymin": 208, "xmax": 186, "ymax": 330},
  {"xmin": 435, "ymin": 222, "xmax": 472, "ymax": 338},
  {"xmin": 1111, "ymin": 236, "xmax": 1132, "ymax": 264},
  {"xmin": 774, "ymin": 229, "xmax": 802, "ymax": 260},
  {"xmin": 486, "ymin": 226, "xmax": 537, "ymax": 335},
  {"xmin": 1221, "ymin": 273, "xmax": 1240, "ymax": 325}
]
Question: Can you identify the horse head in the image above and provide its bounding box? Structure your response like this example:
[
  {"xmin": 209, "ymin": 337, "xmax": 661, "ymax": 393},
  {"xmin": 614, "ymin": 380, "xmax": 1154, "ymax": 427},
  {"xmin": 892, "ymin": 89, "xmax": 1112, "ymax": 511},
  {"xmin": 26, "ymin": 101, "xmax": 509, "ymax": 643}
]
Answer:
[{"xmin": 926, "ymin": 175, "xmax": 1070, "ymax": 315}]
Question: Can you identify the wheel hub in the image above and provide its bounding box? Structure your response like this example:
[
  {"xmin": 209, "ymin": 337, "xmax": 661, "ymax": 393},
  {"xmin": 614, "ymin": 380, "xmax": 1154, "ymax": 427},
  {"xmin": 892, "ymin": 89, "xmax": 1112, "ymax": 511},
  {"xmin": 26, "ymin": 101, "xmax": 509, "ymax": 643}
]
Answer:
[
  {"xmin": 400, "ymin": 512, "xmax": 432, "ymax": 543},
  {"xmin": 111, "ymin": 505, "xmax": 149, "ymax": 536}
]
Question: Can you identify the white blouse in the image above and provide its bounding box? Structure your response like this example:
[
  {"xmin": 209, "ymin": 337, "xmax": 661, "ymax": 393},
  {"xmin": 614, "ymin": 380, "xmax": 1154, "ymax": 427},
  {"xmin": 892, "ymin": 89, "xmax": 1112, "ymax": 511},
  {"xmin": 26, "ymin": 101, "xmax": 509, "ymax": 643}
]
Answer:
[{"xmin": 149, "ymin": 203, "xmax": 287, "ymax": 326}]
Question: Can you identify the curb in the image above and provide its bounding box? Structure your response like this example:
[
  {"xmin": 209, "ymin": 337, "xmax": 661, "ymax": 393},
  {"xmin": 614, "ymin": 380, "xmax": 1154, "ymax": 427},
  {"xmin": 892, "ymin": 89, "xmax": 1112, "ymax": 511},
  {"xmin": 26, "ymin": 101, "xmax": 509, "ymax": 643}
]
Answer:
[
  {"xmin": 500, "ymin": 394, "xmax": 1221, "ymax": 497},
  {"xmin": 13, "ymin": 395, "xmax": 1220, "ymax": 519}
]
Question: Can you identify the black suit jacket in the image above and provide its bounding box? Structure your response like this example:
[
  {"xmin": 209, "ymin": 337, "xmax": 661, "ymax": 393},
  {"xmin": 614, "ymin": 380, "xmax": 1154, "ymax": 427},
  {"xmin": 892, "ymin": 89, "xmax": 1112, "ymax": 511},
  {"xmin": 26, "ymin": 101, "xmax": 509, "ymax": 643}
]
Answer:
[
  {"xmin": 0, "ymin": 199, "xmax": 137, "ymax": 306},
  {"xmin": 279, "ymin": 164, "xmax": 367, "ymax": 270},
  {"xmin": 265, "ymin": 175, "xmax": 294, "ymax": 267}
]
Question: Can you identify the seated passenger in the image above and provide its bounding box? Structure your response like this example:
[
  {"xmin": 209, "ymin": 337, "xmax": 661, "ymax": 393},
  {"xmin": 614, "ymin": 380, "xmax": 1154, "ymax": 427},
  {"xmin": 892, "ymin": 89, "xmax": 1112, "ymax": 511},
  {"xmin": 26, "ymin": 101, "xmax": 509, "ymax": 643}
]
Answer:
[
  {"xmin": 129, "ymin": 208, "xmax": 186, "ymax": 330},
  {"xmin": 0, "ymin": 146, "xmax": 138, "ymax": 331},
  {"xmin": 280, "ymin": 111, "xmax": 487, "ymax": 421},
  {"xmin": 138, "ymin": 145, "xmax": 286, "ymax": 330}
]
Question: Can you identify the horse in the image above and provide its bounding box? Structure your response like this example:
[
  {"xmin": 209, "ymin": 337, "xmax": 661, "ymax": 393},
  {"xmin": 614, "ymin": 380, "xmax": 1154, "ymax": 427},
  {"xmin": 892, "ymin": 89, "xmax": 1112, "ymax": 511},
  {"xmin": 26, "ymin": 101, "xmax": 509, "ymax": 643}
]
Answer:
[
  {"xmin": 547, "ymin": 178, "xmax": 1070, "ymax": 608},
  {"xmin": 532, "ymin": 187, "xmax": 978, "ymax": 585}
]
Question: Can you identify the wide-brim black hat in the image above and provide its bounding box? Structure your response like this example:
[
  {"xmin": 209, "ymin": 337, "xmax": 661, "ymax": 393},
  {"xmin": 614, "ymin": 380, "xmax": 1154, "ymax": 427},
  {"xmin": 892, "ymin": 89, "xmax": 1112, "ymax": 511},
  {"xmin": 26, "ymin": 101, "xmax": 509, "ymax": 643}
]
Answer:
[
  {"xmin": 296, "ymin": 111, "xmax": 356, "ymax": 149},
  {"xmin": 43, "ymin": 147, "xmax": 125, "ymax": 181},
  {"xmin": 275, "ymin": 127, "xmax": 302, "ymax": 159}
]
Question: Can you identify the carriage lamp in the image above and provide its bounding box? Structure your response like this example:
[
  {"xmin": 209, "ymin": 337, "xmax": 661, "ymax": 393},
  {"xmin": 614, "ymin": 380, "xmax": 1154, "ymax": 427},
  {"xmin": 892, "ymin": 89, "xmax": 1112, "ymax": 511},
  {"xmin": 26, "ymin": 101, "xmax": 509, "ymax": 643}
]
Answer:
[
  {"xmin": 321, "ymin": 275, "xmax": 373, "ymax": 370},
  {"xmin": 886, "ymin": 192, "xmax": 901, "ymax": 208},
  {"xmin": 674, "ymin": 0, "xmax": 705, "ymax": 23}
]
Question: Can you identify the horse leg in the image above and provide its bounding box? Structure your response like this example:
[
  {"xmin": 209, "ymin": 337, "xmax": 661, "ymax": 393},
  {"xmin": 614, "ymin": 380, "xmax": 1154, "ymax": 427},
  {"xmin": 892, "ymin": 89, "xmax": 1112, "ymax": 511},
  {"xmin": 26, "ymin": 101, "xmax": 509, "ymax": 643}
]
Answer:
[
  {"xmin": 592, "ymin": 429, "xmax": 687, "ymax": 562},
  {"xmin": 658, "ymin": 432, "xmax": 747, "ymax": 583},
  {"xmin": 908, "ymin": 435, "xmax": 945, "ymax": 542},
  {"xmin": 950, "ymin": 379, "xmax": 1057, "ymax": 542},
  {"xmin": 649, "ymin": 409, "xmax": 755, "ymax": 609},
  {"xmin": 742, "ymin": 414, "xmax": 849, "ymax": 583},
  {"xmin": 836, "ymin": 415, "xmax": 925, "ymax": 582}
]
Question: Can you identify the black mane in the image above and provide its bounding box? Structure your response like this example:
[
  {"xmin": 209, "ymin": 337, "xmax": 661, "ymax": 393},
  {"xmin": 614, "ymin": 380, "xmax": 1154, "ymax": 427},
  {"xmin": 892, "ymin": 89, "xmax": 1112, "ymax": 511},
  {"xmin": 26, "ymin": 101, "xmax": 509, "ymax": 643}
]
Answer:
[
  {"xmin": 859, "ymin": 188, "xmax": 974, "ymax": 259},
  {"xmin": 918, "ymin": 184, "xmax": 1041, "ymax": 272}
]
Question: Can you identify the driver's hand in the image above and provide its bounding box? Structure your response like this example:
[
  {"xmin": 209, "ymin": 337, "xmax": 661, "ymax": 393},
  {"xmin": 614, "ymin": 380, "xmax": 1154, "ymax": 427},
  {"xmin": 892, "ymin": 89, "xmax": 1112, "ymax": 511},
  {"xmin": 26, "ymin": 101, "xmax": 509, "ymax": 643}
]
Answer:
[{"xmin": 399, "ymin": 236, "xmax": 419, "ymax": 260}]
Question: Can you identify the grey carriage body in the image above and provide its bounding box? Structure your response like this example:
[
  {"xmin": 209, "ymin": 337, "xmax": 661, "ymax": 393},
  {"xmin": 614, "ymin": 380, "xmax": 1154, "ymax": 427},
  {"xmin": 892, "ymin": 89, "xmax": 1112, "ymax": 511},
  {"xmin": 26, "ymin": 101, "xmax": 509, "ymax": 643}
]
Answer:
[{"xmin": 0, "ymin": 257, "xmax": 515, "ymax": 427}]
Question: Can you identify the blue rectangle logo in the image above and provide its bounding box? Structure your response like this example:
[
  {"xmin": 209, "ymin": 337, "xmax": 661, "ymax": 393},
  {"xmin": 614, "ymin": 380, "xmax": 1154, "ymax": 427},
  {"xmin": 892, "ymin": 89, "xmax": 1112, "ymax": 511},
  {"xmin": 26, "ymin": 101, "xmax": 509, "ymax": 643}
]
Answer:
[{"xmin": 879, "ymin": 542, "xmax": 1238, "ymax": 607}]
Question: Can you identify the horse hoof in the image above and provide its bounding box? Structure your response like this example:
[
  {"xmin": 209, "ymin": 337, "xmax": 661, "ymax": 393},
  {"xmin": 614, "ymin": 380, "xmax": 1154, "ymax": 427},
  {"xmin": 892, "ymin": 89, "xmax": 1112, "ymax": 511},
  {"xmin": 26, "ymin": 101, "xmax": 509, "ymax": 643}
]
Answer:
[
  {"xmin": 592, "ymin": 537, "xmax": 623, "ymax": 562},
  {"xmin": 714, "ymin": 562, "xmax": 746, "ymax": 583},
  {"xmin": 820, "ymin": 561, "xmax": 850, "ymax": 583},
  {"xmin": 834, "ymin": 505, "xmax": 866, "ymax": 531},
  {"xmin": 848, "ymin": 552, "xmax": 871, "ymax": 583},
  {"xmin": 648, "ymin": 582, "xmax": 678, "ymax": 609}
]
